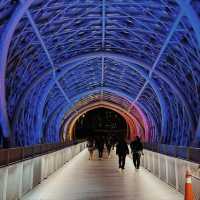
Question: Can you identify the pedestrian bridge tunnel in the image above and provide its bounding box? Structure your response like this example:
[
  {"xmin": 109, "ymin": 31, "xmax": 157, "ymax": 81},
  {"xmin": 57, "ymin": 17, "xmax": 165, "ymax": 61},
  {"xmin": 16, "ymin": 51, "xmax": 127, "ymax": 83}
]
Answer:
[
  {"xmin": 0, "ymin": 0, "xmax": 200, "ymax": 148},
  {"xmin": 64, "ymin": 107, "xmax": 145, "ymax": 142}
]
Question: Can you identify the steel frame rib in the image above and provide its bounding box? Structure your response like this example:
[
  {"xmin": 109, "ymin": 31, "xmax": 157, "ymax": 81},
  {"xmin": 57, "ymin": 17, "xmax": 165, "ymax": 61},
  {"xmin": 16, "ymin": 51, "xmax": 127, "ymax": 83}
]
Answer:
[
  {"xmin": 177, "ymin": 0, "xmax": 200, "ymax": 46},
  {"xmin": 0, "ymin": 0, "xmax": 199, "ymax": 146},
  {"xmin": 101, "ymin": 56, "xmax": 105, "ymax": 99},
  {"xmin": 101, "ymin": 0, "xmax": 106, "ymax": 99},
  {"xmin": 42, "ymin": 51, "xmax": 194, "ymax": 136},
  {"xmin": 61, "ymin": 57, "xmax": 168, "ymax": 139},
  {"xmin": 129, "ymin": 11, "xmax": 184, "ymax": 111},
  {"xmin": 0, "ymin": 0, "xmax": 35, "ymax": 137},
  {"xmin": 177, "ymin": 0, "xmax": 200, "ymax": 142},
  {"xmin": 59, "ymin": 52, "xmax": 195, "ymax": 130},
  {"xmin": 102, "ymin": 0, "xmax": 106, "ymax": 49},
  {"xmin": 19, "ymin": 0, "xmax": 76, "ymax": 113}
]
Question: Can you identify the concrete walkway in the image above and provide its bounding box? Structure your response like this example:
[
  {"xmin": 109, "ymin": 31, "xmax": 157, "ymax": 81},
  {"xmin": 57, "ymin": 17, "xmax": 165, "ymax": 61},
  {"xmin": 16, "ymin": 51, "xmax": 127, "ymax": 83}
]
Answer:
[{"xmin": 22, "ymin": 149, "xmax": 183, "ymax": 200}]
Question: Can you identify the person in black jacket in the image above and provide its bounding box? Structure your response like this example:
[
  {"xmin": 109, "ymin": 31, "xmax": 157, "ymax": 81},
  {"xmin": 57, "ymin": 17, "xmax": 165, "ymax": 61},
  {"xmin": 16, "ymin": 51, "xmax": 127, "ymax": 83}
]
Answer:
[
  {"xmin": 116, "ymin": 138, "xmax": 129, "ymax": 171},
  {"xmin": 106, "ymin": 136, "xmax": 112, "ymax": 158},
  {"xmin": 87, "ymin": 138, "xmax": 94, "ymax": 160},
  {"xmin": 95, "ymin": 136, "xmax": 104, "ymax": 160},
  {"xmin": 130, "ymin": 136, "xmax": 143, "ymax": 169}
]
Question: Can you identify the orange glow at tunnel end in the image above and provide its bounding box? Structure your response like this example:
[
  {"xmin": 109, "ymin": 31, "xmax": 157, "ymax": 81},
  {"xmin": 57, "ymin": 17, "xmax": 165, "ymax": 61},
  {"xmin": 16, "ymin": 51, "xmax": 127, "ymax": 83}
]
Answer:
[{"xmin": 61, "ymin": 101, "xmax": 149, "ymax": 143}]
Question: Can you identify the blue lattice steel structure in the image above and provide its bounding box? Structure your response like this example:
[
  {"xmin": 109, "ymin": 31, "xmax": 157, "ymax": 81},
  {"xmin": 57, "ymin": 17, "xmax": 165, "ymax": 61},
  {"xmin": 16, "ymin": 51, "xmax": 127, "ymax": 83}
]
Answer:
[{"xmin": 0, "ymin": 0, "xmax": 200, "ymax": 147}]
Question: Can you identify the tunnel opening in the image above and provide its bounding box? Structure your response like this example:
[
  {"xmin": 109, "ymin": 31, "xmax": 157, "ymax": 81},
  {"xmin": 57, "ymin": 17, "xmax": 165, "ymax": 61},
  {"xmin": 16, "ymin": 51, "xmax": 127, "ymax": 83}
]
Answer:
[{"xmin": 73, "ymin": 108, "xmax": 129, "ymax": 140}]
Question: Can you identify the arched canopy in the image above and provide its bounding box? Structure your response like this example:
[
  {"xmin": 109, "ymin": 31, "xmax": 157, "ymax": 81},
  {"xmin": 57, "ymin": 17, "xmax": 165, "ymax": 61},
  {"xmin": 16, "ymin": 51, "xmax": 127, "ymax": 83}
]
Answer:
[{"xmin": 0, "ymin": 0, "xmax": 200, "ymax": 146}]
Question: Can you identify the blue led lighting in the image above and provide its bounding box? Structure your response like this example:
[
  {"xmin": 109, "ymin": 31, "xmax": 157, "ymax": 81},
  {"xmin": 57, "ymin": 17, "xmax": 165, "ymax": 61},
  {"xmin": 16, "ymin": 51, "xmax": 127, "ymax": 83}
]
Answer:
[{"xmin": 0, "ymin": 0, "xmax": 199, "ymax": 147}]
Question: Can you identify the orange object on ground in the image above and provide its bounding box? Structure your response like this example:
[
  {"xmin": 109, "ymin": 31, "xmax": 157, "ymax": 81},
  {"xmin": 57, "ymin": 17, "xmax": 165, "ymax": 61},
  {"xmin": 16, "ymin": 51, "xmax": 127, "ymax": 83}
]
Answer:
[{"xmin": 185, "ymin": 169, "xmax": 194, "ymax": 200}]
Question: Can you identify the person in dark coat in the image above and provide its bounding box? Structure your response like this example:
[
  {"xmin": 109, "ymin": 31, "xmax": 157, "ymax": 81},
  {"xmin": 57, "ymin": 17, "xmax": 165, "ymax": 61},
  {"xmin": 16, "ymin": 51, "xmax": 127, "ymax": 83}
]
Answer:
[
  {"xmin": 116, "ymin": 138, "xmax": 129, "ymax": 171},
  {"xmin": 111, "ymin": 136, "xmax": 116, "ymax": 150},
  {"xmin": 106, "ymin": 136, "xmax": 112, "ymax": 158},
  {"xmin": 95, "ymin": 136, "xmax": 104, "ymax": 159},
  {"xmin": 87, "ymin": 138, "xmax": 94, "ymax": 160},
  {"xmin": 130, "ymin": 136, "xmax": 143, "ymax": 169}
]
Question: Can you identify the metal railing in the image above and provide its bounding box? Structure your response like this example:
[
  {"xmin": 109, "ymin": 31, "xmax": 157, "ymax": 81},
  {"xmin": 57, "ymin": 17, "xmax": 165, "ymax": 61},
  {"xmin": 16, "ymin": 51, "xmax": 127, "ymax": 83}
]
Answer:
[
  {"xmin": 0, "ymin": 141, "xmax": 86, "ymax": 200},
  {"xmin": 143, "ymin": 143, "xmax": 200, "ymax": 164},
  {"xmin": 0, "ymin": 140, "xmax": 85, "ymax": 167},
  {"xmin": 142, "ymin": 148, "xmax": 200, "ymax": 199},
  {"xmin": 192, "ymin": 176, "xmax": 200, "ymax": 200}
]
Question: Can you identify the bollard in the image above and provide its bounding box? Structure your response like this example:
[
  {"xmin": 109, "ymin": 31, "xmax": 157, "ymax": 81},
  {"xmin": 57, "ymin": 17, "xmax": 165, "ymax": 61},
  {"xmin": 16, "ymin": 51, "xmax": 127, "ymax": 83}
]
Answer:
[{"xmin": 184, "ymin": 169, "xmax": 194, "ymax": 200}]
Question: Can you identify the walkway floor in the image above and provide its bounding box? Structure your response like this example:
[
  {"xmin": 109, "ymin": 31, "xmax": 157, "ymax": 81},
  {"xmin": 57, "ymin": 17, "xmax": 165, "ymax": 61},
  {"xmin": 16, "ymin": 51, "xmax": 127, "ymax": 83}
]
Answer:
[{"xmin": 22, "ymin": 149, "xmax": 183, "ymax": 200}]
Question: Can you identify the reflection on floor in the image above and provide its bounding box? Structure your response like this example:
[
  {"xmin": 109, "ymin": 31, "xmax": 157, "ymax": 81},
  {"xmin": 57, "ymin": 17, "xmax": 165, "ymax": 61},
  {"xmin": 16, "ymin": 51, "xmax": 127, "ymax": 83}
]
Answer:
[{"xmin": 22, "ymin": 149, "xmax": 183, "ymax": 200}]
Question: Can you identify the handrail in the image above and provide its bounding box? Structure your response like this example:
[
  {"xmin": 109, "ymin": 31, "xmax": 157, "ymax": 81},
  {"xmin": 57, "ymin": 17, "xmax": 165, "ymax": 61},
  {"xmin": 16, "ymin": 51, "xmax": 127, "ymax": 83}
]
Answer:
[
  {"xmin": 192, "ymin": 175, "xmax": 200, "ymax": 181},
  {"xmin": 0, "ymin": 139, "xmax": 85, "ymax": 168},
  {"xmin": 143, "ymin": 143, "xmax": 200, "ymax": 164},
  {"xmin": 142, "ymin": 148, "xmax": 200, "ymax": 199}
]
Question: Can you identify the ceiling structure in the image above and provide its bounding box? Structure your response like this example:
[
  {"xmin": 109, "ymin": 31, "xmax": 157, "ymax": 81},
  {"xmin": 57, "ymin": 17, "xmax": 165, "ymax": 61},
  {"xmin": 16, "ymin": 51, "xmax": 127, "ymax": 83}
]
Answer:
[{"xmin": 0, "ymin": 0, "xmax": 200, "ymax": 146}]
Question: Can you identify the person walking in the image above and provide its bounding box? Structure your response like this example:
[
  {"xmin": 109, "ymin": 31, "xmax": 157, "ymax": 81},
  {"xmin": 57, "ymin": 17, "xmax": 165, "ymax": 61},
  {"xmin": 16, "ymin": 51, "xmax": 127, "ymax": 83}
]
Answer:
[
  {"xmin": 95, "ymin": 136, "xmax": 104, "ymax": 160},
  {"xmin": 130, "ymin": 136, "xmax": 143, "ymax": 169},
  {"xmin": 111, "ymin": 136, "xmax": 116, "ymax": 150},
  {"xmin": 116, "ymin": 138, "xmax": 129, "ymax": 171},
  {"xmin": 106, "ymin": 136, "xmax": 112, "ymax": 158},
  {"xmin": 87, "ymin": 138, "xmax": 94, "ymax": 160}
]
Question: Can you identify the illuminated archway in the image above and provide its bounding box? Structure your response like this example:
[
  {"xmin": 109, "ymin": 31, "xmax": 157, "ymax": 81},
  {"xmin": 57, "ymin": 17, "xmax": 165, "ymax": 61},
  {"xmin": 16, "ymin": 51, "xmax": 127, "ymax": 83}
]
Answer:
[{"xmin": 61, "ymin": 101, "xmax": 149, "ymax": 143}]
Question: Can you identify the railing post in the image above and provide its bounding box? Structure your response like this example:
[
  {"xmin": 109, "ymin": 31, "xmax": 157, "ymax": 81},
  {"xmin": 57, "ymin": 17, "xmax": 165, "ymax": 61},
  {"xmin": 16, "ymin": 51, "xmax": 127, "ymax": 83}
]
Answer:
[
  {"xmin": 2, "ymin": 168, "xmax": 8, "ymax": 200},
  {"xmin": 152, "ymin": 152, "xmax": 155, "ymax": 174},
  {"xmin": 30, "ymin": 160, "xmax": 34, "ymax": 190},
  {"xmin": 175, "ymin": 157, "xmax": 179, "ymax": 191},
  {"xmin": 18, "ymin": 163, "xmax": 23, "ymax": 199},
  {"xmin": 158, "ymin": 153, "xmax": 161, "ymax": 179},
  {"xmin": 187, "ymin": 147, "xmax": 190, "ymax": 161},
  {"xmin": 148, "ymin": 151, "xmax": 150, "ymax": 170},
  {"xmin": 165, "ymin": 156, "xmax": 169, "ymax": 184}
]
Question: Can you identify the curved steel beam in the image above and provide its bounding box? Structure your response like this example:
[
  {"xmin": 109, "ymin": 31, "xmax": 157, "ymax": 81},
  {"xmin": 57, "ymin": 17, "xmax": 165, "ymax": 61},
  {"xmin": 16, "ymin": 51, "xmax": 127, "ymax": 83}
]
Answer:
[
  {"xmin": 12, "ymin": 51, "xmax": 196, "ymax": 144},
  {"xmin": 40, "ymin": 86, "xmax": 148, "ymax": 143},
  {"xmin": 12, "ymin": 59, "xmax": 86, "ymax": 121},
  {"xmin": 137, "ymin": 102, "xmax": 158, "ymax": 143},
  {"xmin": 110, "ymin": 55, "xmax": 195, "ymax": 132},
  {"xmin": 42, "ymin": 100, "xmax": 65, "ymax": 143},
  {"xmin": 59, "ymin": 88, "xmax": 150, "ymax": 139},
  {"xmin": 21, "ymin": 2, "xmax": 76, "ymax": 111},
  {"xmin": 16, "ymin": 56, "xmax": 167, "ymax": 142},
  {"xmin": 59, "ymin": 55, "xmax": 168, "ymax": 139},
  {"xmin": 0, "ymin": 0, "xmax": 34, "ymax": 137},
  {"xmin": 0, "ymin": 0, "xmax": 198, "ymax": 144},
  {"xmin": 131, "ymin": 10, "xmax": 183, "ymax": 106},
  {"xmin": 12, "ymin": 59, "xmax": 87, "ymax": 132},
  {"xmin": 59, "ymin": 51, "xmax": 194, "ymax": 132},
  {"xmin": 71, "ymin": 87, "xmax": 133, "ymax": 102},
  {"xmin": 68, "ymin": 87, "xmax": 150, "ymax": 132},
  {"xmin": 69, "ymin": 87, "xmax": 159, "ymax": 136},
  {"xmin": 177, "ymin": 0, "xmax": 200, "ymax": 47},
  {"xmin": 177, "ymin": 0, "xmax": 200, "ymax": 142},
  {"xmin": 13, "ymin": 53, "xmax": 164, "ymax": 141}
]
